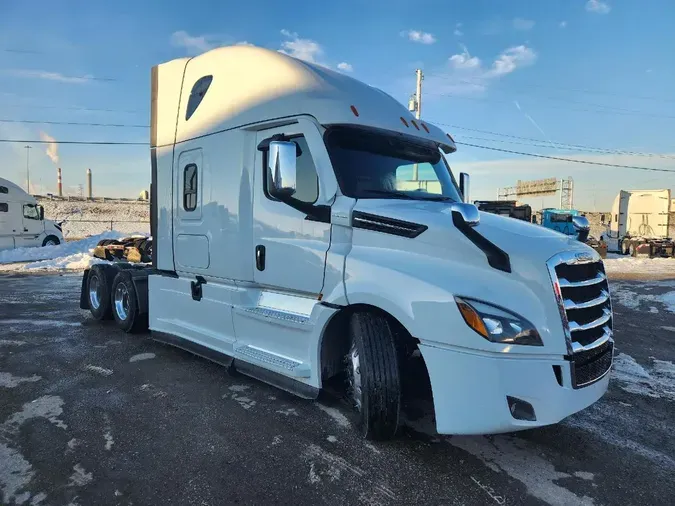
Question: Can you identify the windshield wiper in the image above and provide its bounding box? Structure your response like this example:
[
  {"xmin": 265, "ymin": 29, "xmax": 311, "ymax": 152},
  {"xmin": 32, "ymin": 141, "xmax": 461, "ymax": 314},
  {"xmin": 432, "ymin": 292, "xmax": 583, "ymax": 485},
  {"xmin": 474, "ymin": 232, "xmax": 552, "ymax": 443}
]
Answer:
[{"xmin": 361, "ymin": 189, "xmax": 454, "ymax": 202}]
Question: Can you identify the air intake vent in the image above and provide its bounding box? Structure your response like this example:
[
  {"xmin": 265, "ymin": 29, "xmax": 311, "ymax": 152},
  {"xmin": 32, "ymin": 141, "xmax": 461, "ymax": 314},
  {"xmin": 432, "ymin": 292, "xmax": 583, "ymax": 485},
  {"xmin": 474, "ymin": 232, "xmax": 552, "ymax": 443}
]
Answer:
[{"xmin": 352, "ymin": 211, "xmax": 427, "ymax": 238}]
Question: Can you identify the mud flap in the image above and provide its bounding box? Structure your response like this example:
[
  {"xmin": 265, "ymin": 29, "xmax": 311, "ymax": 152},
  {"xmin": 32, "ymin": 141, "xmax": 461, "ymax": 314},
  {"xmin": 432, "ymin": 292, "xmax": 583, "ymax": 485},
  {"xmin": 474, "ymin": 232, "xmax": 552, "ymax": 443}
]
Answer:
[
  {"xmin": 131, "ymin": 274, "xmax": 149, "ymax": 315},
  {"xmin": 79, "ymin": 269, "xmax": 91, "ymax": 310}
]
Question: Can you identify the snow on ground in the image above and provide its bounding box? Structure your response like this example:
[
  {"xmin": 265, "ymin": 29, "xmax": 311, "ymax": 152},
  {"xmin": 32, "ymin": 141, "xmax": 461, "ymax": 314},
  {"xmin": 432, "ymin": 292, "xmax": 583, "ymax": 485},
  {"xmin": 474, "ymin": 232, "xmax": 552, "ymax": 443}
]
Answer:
[
  {"xmin": 610, "ymin": 281, "xmax": 675, "ymax": 313},
  {"xmin": 0, "ymin": 231, "xmax": 146, "ymax": 272},
  {"xmin": 603, "ymin": 254, "xmax": 675, "ymax": 277},
  {"xmin": 612, "ymin": 353, "xmax": 675, "ymax": 401}
]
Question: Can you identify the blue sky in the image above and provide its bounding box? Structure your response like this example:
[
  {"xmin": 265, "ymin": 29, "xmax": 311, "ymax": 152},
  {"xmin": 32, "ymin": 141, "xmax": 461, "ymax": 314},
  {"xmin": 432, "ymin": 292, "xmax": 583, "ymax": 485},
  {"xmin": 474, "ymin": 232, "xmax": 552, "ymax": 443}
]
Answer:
[{"xmin": 1, "ymin": 0, "xmax": 674, "ymax": 209}]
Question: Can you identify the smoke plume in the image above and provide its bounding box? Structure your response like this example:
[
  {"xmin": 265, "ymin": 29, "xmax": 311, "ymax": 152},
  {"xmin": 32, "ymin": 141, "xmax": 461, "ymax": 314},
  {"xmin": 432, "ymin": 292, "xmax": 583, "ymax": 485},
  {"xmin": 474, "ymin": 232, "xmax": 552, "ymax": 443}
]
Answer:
[{"xmin": 39, "ymin": 131, "xmax": 59, "ymax": 163}]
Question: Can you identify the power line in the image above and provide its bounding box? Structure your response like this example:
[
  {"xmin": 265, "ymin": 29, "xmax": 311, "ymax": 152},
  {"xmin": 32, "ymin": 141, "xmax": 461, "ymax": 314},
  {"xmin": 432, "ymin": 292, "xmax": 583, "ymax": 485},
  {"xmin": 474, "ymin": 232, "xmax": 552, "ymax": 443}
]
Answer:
[
  {"xmin": 0, "ymin": 139, "xmax": 147, "ymax": 146},
  {"xmin": 436, "ymin": 122, "xmax": 675, "ymax": 159},
  {"xmin": 454, "ymin": 142, "xmax": 675, "ymax": 173},
  {"xmin": 424, "ymin": 73, "xmax": 675, "ymax": 104},
  {"xmin": 0, "ymin": 119, "xmax": 149, "ymax": 128},
  {"xmin": 427, "ymin": 90, "xmax": 675, "ymax": 120},
  {"xmin": 0, "ymin": 103, "xmax": 141, "ymax": 114}
]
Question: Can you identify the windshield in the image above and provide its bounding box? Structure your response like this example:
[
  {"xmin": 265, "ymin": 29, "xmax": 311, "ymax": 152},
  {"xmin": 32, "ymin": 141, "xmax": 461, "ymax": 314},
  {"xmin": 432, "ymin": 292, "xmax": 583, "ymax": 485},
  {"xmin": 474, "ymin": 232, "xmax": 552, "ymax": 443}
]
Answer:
[{"xmin": 324, "ymin": 126, "xmax": 462, "ymax": 202}]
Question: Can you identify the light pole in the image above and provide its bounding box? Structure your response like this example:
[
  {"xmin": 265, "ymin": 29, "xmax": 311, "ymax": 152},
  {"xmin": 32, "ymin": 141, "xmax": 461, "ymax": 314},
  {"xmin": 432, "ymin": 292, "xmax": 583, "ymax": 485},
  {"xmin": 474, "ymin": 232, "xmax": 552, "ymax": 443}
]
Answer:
[{"xmin": 24, "ymin": 145, "xmax": 32, "ymax": 194}]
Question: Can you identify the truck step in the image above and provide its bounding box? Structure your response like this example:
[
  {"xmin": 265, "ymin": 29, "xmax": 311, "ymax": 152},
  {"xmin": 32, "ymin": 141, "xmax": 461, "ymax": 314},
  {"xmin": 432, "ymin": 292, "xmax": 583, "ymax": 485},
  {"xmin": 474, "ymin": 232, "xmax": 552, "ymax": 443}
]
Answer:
[
  {"xmin": 233, "ymin": 345, "xmax": 310, "ymax": 378},
  {"xmin": 243, "ymin": 306, "xmax": 310, "ymax": 325}
]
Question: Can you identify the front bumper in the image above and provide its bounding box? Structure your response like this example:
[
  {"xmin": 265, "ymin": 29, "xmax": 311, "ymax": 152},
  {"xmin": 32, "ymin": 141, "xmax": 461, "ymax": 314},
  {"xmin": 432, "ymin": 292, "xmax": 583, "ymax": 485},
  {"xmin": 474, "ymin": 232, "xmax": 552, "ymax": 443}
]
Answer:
[{"xmin": 418, "ymin": 342, "xmax": 610, "ymax": 435}]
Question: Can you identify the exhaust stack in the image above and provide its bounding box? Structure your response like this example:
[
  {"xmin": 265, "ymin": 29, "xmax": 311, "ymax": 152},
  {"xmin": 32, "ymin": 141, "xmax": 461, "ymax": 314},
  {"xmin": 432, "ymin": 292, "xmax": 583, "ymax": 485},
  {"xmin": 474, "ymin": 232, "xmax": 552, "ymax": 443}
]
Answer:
[
  {"xmin": 57, "ymin": 168, "xmax": 63, "ymax": 197},
  {"xmin": 86, "ymin": 168, "xmax": 92, "ymax": 199}
]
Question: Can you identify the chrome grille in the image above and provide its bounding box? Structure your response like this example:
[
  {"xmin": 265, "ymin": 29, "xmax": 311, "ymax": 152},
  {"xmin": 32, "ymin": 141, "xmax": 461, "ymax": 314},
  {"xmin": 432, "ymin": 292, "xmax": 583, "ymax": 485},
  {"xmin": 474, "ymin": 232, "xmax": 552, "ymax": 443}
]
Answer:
[{"xmin": 547, "ymin": 251, "xmax": 614, "ymax": 387}]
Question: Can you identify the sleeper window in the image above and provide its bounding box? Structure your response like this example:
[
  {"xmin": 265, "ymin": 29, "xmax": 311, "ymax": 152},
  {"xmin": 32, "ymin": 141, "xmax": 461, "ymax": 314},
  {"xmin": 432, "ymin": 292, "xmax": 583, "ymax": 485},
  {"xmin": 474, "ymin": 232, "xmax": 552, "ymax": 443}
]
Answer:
[
  {"xmin": 185, "ymin": 76, "xmax": 213, "ymax": 121},
  {"xmin": 0, "ymin": 203, "xmax": 7, "ymax": 212},
  {"xmin": 0, "ymin": 186, "xmax": 8, "ymax": 194},
  {"xmin": 183, "ymin": 164, "xmax": 198, "ymax": 211},
  {"xmin": 266, "ymin": 136, "xmax": 319, "ymax": 204},
  {"xmin": 23, "ymin": 204, "xmax": 39, "ymax": 220}
]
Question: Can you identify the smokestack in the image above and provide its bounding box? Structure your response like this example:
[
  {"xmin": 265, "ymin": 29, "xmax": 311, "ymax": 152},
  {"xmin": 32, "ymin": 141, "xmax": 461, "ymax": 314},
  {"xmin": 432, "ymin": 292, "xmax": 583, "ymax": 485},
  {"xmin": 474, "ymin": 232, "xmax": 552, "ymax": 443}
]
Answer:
[
  {"xmin": 57, "ymin": 168, "xmax": 63, "ymax": 197},
  {"xmin": 87, "ymin": 168, "xmax": 92, "ymax": 199}
]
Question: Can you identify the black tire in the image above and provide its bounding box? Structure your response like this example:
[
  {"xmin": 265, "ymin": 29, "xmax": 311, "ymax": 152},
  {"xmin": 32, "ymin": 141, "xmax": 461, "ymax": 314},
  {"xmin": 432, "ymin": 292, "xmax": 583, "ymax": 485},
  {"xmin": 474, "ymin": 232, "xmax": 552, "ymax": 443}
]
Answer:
[
  {"xmin": 42, "ymin": 235, "xmax": 60, "ymax": 247},
  {"xmin": 347, "ymin": 312, "xmax": 401, "ymax": 440},
  {"xmin": 111, "ymin": 271, "xmax": 147, "ymax": 333},
  {"xmin": 87, "ymin": 264, "xmax": 114, "ymax": 320}
]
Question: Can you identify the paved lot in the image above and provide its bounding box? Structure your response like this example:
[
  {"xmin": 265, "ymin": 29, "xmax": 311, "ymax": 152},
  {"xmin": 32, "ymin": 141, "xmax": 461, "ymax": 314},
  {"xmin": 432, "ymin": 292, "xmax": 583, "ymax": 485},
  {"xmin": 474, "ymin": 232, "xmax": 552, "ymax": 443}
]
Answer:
[{"xmin": 1, "ymin": 273, "xmax": 674, "ymax": 506}]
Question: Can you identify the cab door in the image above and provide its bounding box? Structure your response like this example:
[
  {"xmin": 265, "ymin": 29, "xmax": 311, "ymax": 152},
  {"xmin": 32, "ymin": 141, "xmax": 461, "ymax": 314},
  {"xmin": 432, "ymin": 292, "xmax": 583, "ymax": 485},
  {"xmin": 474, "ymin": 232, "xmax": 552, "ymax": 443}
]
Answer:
[
  {"xmin": 251, "ymin": 122, "xmax": 332, "ymax": 295},
  {"xmin": 18, "ymin": 203, "xmax": 43, "ymax": 247}
]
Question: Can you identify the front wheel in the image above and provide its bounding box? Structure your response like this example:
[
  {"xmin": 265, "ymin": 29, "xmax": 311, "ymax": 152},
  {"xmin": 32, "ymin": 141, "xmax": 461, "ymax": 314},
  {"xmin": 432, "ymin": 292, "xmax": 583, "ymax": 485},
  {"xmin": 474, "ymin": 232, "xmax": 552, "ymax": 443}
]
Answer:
[
  {"xmin": 42, "ymin": 235, "xmax": 60, "ymax": 247},
  {"xmin": 111, "ymin": 271, "xmax": 147, "ymax": 333},
  {"xmin": 346, "ymin": 312, "xmax": 401, "ymax": 440}
]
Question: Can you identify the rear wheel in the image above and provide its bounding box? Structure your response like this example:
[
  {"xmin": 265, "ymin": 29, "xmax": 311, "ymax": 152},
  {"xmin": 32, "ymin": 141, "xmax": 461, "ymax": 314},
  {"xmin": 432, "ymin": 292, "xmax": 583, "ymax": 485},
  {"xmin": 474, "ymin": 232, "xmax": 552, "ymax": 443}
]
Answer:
[
  {"xmin": 346, "ymin": 312, "xmax": 401, "ymax": 440},
  {"xmin": 621, "ymin": 241, "xmax": 629, "ymax": 255},
  {"xmin": 629, "ymin": 243, "xmax": 636, "ymax": 257},
  {"xmin": 87, "ymin": 264, "xmax": 113, "ymax": 320},
  {"xmin": 111, "ymin": 271, "xmax": 147, "ymax": 333}
]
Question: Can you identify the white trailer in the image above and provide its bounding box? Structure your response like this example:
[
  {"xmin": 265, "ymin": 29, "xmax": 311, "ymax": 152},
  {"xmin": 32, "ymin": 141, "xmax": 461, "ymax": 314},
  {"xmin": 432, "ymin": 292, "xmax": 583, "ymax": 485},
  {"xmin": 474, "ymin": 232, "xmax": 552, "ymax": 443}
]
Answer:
[
  {"xmin": 80, "ymin": 46, "xmax": 613, "ymax": 440},
  {"xmin": 608, "ymin": 189, "xmax": 674, "ymax": 257},
  {"xmin": 0, "ymin": 178, "xmax": 64, "ymax": 251}
]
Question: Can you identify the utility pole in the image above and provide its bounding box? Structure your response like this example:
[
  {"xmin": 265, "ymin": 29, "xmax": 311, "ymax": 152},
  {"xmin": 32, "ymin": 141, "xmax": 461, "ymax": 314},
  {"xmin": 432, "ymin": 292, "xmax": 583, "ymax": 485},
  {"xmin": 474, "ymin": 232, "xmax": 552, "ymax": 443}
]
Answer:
[
  {"xmin": 411, "ymin": 69, "xmax": 424, "ymax": 181},
  {"xmin": 24, "ymin": 145, "xmax": 32, "ymax": 194}
]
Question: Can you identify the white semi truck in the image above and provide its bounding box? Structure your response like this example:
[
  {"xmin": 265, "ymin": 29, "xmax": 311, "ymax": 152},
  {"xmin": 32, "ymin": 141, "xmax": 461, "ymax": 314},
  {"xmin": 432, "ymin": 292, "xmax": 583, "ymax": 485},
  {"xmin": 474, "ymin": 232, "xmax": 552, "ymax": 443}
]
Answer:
[
  {"xmin": 0, "ymin": 177, "xmax": 64, "ymax": 251},
  {"xmin": 608, "ymin": 189, "xmax": 674, "ymax": 257},
  {"xmin": 80, "ymin": 46, "xmax": 613, "ymax": 440}
]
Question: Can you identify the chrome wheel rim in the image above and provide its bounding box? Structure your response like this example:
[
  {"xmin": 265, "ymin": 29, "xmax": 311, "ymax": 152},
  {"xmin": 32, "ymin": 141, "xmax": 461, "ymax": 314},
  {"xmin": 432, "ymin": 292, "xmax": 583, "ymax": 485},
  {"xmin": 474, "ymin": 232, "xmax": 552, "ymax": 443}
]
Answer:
[
  {"xmin": 114, "ymin": 283, "xmax": 130, "ymax": 320},
  {"xmin": 346, "ymin": 342, "xmax": 363, "ymax": 411},
  {"xmin": 89, "ymin": 275, "xmax": 101, "ymax": 310}
]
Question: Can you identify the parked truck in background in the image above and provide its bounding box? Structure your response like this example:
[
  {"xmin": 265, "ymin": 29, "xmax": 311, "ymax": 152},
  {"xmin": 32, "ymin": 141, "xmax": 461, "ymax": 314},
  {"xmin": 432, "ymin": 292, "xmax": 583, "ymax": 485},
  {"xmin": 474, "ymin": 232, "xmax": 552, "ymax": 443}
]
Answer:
[
  {"xmin": 608, "ymin": 189, "xmax": 674, "ymax": 257},
  {"xmin": 79, "ymin": 45, "xmax": 613, "ymax": 440},
  {"xmin": 475, "ymin": 200, "xmax": 532, "ymax": 222},
  {"xmin": 0, "ymin": 177, "xmax": 64, "ymax": 251}
]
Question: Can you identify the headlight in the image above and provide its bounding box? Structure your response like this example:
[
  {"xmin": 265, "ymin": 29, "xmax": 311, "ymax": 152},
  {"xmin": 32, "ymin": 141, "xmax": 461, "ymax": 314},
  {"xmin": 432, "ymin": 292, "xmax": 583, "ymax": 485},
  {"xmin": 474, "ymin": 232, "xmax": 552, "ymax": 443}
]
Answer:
[{"xmin": 455, "ymin": 297, "xmax": 543, "ymax": 346}]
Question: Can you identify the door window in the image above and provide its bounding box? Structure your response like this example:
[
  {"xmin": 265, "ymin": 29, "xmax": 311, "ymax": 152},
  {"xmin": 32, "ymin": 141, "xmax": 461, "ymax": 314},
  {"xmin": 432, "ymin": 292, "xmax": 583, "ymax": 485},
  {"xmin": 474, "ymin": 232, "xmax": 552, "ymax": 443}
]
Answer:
[
  {"xmin": 265, "ymin": 136, "xmax": 318, "ymax": 204},
  {"xmin": 183, "ymin": 164, "xmax": 198, "ymax": 211},
  {"xmin": 23, "ymin": 204, "xmax": 40, "ymax": 220},
  {"xmin": 0, "ymin": 203, "xmax": 7, "ymax": 212}
]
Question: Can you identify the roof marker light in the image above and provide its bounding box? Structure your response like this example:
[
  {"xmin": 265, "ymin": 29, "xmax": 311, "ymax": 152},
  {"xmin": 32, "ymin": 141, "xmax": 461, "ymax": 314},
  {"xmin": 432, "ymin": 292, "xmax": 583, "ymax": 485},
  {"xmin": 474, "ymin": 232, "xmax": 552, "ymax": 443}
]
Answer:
[
  {"xmin": 350, "ymin": 105, "xmax": 359, "ymax": 117},
  {"xmin": 400, "ymin": 117, "xmax": 409, "ymax": 127},
  {"xmin": 411, "ymin": 120, "xmax": 420, "ymax": 130},
  {"xmin": 421, "ymin": 123, "xmax": 430, "ymax": 133}
]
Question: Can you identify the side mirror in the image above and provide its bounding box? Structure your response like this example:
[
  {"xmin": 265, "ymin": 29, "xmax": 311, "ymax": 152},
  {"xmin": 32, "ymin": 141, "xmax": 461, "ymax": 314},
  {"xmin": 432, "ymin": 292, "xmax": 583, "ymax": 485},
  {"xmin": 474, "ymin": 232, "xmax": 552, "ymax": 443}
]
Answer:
[
  {"xmin": 459, "ymin": 172, "xmax": 470, "ymax": 203},
  {"xmin": 449, "ymin": 202, "xmax": 480, "ymax": 228},
  {"xmin": 39, "ymin": 205, "xmax": 44, "ymax": 221},
  {"xmin": 268, "ymin": 141, "xmax": 297, "ymax": 199},
  {"xmin": 572, "ymin": 215, "xmax": 590, "ymax": 243}
]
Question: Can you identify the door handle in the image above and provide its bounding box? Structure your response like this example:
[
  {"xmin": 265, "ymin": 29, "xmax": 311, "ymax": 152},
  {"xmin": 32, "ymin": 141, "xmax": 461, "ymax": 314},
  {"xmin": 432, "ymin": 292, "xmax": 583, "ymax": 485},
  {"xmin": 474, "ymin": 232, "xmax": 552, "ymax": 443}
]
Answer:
[
  {"xmin": 255, "ymin": 245, "xmax": 265, "ymax": 271},
  {"xmin": 23, "ymin": 227, "xmax": 28, "ymax": 232}
]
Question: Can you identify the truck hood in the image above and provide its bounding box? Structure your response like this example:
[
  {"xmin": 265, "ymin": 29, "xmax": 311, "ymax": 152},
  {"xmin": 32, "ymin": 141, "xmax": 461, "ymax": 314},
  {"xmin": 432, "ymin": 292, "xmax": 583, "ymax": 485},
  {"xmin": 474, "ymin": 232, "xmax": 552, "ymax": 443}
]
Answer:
[{"xmin": 354, "ymin": 199, "xmax": 594, "ymax": 266}]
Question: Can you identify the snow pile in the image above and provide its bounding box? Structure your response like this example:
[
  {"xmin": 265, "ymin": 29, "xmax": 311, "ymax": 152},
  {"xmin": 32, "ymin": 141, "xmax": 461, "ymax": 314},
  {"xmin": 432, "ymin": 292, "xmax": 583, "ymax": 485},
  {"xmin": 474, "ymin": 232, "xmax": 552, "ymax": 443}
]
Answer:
[
  {"xmin": 612, "ymin": 353, "xmax": 675, "ymax": 401},
  {"xmin": 603, "ymin": 254, "xmax": 675, "ymax": 276},
  {"xmin": 0, "ymin": 231, "xmax": 146, "ymax": 272},
  {"xmin": 37, "ymin": 198, "xmax": 149, "ymax": 239}
]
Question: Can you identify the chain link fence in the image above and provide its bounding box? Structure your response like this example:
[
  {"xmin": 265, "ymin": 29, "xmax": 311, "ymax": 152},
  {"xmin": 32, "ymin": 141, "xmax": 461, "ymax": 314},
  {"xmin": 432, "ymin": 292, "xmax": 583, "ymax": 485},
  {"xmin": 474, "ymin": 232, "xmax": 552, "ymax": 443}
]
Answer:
[{"xmin": 61, "ymin": 219, "xmax": 150, "ymax": 240}]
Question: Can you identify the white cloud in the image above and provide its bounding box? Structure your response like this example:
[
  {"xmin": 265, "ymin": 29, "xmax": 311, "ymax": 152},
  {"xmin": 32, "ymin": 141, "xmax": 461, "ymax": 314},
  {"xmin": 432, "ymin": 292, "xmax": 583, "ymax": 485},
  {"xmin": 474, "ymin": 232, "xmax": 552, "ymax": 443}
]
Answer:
[
  {"xmin": 586, "ymin": 0, "xmax": 611, "ymax": 14},
  {"xmin": 401, "ymin": 30, "xmax": 436, "ymax": 44},
  {"xmin": 559, "ymin": 21, "xmax": 568, "ymax": 28},
  {"xmin": 487, "ymin": 45, "xmax": 537, "ymax": 77},
  {"xmin": 337, "ymin": 62, "xmax": 353, "ymax": 72},
  {"xmin": 454, "ymin": 22, "xmax": 463, "ymax": 36},
  {"xmin": 449, "ymin": 46, "xmax": 481, "ymax": 70},
  {"xmin": 235, "ymin": 41, "xmax": 254, "ymax": 46},
  {"xmin": 39, "ymin": 131, "xmax": 59, "ymax": 164},
  {"xmin": 6, "ymin": 69, "xmax": 93, "ymax": 84},
  {"xmin": 279, "ymin": 29, "xmax": 323, "ymax": 63},
  {"xmin": 425, "ymin": 44, "xmax": 537, "ymax": 96},
  {"xmin": 513, "ymin": 18, "xmax": 535, "ymax": 30},
  {"xmin": 170, "ymin": 30, "xmax": 215, "ymax": 54}
]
